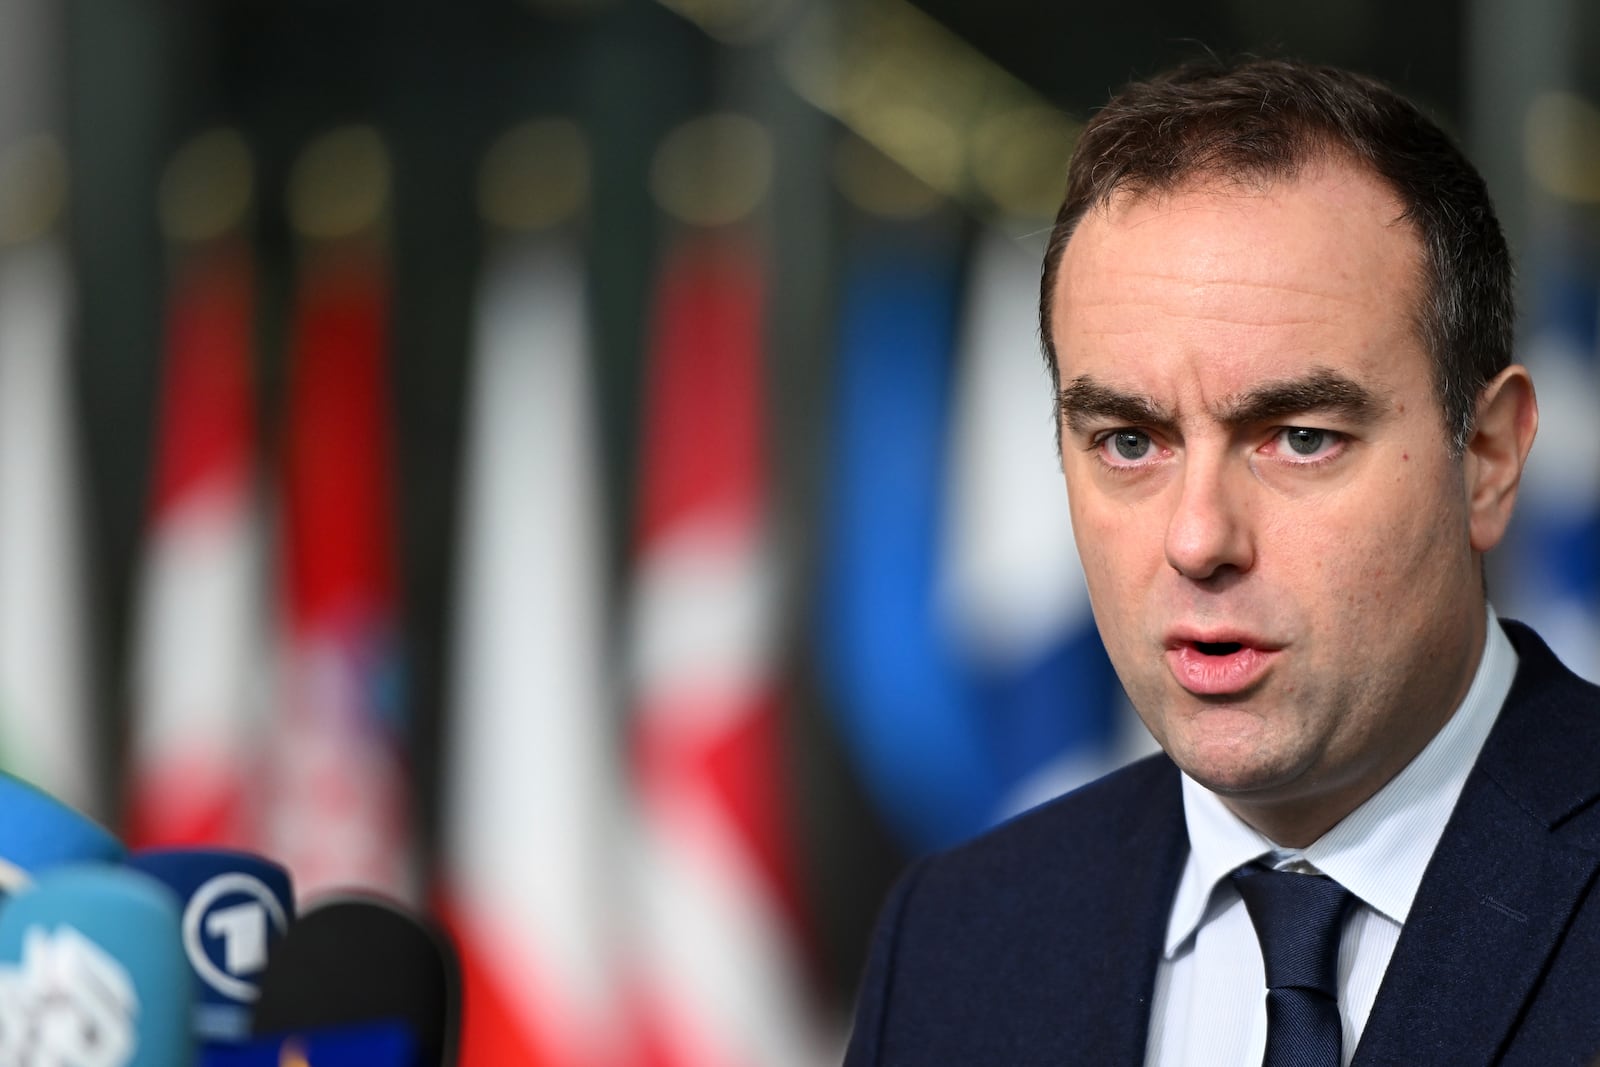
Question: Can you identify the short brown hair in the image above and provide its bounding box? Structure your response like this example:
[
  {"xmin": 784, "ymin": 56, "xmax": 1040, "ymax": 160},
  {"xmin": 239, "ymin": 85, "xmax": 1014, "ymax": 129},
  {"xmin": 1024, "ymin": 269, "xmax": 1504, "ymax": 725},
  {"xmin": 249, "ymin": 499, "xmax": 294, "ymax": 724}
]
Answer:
[{"xmin": 1038, "ymin": 57, "xmax": 1513, "ymax": 454}]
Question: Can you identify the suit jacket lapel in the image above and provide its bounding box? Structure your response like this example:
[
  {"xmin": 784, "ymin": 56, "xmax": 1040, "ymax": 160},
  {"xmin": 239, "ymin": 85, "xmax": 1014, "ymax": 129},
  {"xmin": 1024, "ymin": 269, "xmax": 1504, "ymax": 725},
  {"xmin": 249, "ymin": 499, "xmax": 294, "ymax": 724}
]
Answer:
[
  {"xmin": 1355, "ymin": 622, "xmax": 1600, "ymax": 1065},
  {"xmin": 1353, "ymin": 775, "xmax": 1600, "ymax": 1064}
]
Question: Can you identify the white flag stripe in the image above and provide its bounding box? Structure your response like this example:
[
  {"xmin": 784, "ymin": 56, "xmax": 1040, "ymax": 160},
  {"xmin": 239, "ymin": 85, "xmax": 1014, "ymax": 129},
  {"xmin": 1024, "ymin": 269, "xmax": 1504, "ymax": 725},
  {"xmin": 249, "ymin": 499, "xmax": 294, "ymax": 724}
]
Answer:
[
  {"xmin": 443, "ymin": 239, "xmax": 622, "ymax": 1057},
  {"xmin": 0, "ymin": 240, "xmax": 93, "ymax": 811},
  {"xmin": 940, "ymin": 229, "xmax": 1092, "ymax": 663},
  {"xmin": 941, "ymin": 228, "xmax": 1156, "ymax": 817},
  {"xmin": 629, "ymin": 521, "xmax": 778, "ymax": 732},
  {"xmin": 130, "ymin": 479, "xmax": 264, "ymax": 781},
  {"xmin": 631, "ymin": 774, "xmax": 821, "ymax": 1067}
]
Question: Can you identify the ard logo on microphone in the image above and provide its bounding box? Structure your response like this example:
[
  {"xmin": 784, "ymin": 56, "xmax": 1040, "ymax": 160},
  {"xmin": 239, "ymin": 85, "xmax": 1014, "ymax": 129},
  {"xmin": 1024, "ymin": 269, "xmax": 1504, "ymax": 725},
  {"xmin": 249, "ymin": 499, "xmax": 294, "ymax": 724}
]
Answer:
[{"xmin": 183, "ymin": 873, "xmax": 291, "ymax": 1001}]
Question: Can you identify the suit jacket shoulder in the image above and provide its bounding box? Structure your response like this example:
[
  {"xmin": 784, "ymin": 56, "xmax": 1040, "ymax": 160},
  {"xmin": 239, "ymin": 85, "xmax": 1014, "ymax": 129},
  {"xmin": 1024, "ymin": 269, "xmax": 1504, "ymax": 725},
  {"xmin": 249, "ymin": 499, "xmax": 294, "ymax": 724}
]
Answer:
[
  {"xmin": 844, "ymin": 753, "xmax": 1188, "ymax": 1066},
  {"xmin": 1355, "ymin": 619, "xmax": 1600, "ymax": 1065}
]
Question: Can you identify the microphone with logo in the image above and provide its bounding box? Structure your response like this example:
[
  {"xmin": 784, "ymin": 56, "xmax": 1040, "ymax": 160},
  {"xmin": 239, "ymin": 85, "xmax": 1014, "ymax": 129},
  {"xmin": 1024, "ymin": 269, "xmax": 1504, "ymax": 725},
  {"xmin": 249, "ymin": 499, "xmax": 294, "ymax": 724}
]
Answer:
[
  {"xmin": 0, "ymin": 773, "xmax": 125, "ymax": 892},
  {"xmin": 0, "ymin": 864, "xmax": 194, "ymax": 1066},
  {"xmin": 242, "ymin": 894, "xmax": 461, "ymax": 1066},
  {"xmin": 124, "ymin": 849, "xmax": 294, "ymax": 1046}
]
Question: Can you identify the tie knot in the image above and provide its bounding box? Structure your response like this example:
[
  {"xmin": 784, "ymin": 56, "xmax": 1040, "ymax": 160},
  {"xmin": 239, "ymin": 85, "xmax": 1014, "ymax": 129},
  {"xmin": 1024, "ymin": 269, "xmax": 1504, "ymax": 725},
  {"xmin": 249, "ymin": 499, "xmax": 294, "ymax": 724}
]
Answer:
[{"xmin": 1231, "ymin": 865, "xmax": 1355, "ymax": 997}]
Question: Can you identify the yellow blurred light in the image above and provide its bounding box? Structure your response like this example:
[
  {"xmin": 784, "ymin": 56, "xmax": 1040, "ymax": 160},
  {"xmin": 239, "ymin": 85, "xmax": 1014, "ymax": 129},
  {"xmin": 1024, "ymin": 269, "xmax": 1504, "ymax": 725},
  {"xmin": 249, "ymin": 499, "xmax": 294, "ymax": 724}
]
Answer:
[
  {"xmin": 159, "ymin": 128, "xmax": 255, "ymax": 244},
  {"xmin": 287, "ymin": 125, "xmax": 391, "ymax": 241},
  {"xmin": 648, "ymin": 112, "xmax": 773, "ymax": 227},
  {"xmin": 0, "ymin": 134, "xmax": 66, "ymax": 247},
  {"xmin": 779, "ymin": 8, "xmax": 844, "ymax": 110},
  {"xmin": 971, "ymin": 107, "xmax": 1080, "ymax": 223},
  {"xmin": 478, "ymin": 118, "xmax": 590, "ymax": 231},
  {"xmin": 831, "ymin": 132, "xmax": 942, "ymax": 219},
  {"xmin": 855, "ymin": 104, "xmax": 963, "ymax": 195},
  {"xmin": 1525, "ymin": 91, "xmax": 1600, "ymax": 203},
  {"xmin": 779, "ymin": 0, "xmax": 1078, "ymax": 221}
]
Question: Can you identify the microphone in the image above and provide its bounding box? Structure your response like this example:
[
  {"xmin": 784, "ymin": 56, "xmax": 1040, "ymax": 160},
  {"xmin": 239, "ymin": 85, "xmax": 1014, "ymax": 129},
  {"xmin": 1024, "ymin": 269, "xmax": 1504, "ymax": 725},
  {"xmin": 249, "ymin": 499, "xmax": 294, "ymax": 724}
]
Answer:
[
  {"xmin": 0, "ymin": 773, "xmax": 124, "ymax": 890},
  {"xmin": 125, "ymin": 848, "xmax": 294, "ymax": 1044},
  {"xmin": 198, "ymin": 1021, "xmax": 417, "ymax": 1066},
  {"xmin": 0, "ymin": 864, "xmax": 194, "ymax": 1066},
  {"xmin": 251, "ymin": 894, "xmax": 460, "ymax": 1066}
]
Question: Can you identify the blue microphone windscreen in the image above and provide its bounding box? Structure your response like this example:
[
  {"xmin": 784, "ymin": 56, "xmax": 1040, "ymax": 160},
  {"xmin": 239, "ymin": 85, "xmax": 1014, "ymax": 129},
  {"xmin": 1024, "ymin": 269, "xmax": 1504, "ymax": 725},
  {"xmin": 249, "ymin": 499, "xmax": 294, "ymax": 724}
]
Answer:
[
  {"xmin": 0, "ymin": 773, "xmax": 123, "ymax": 888},
  {"xmin": 126, "ymin": 848, "xmax": 295, "ymax": 1044},
  {"xmin": 0, "ymin": 864, "xmax": 194, "ymax": 1066},
  {"xmin": 198, "ymin": 1020, "xmax": 418, "ymax": 1066}
]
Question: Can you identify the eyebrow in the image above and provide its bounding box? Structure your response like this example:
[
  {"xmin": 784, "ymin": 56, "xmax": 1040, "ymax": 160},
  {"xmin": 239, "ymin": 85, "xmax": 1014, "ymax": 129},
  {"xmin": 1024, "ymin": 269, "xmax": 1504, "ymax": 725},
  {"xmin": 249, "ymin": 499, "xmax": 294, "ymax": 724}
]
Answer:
[
  {"xmin": 1216, "ymin": 368, "xmax": 1386, "ymax": 427},
  {"xmin": 1056, "ymin": 378, "xmax": 1176, "ymax": 435},
  {"xmin": 1057, "ymin": 367, "xmax": 1386, "ymax": 434}
]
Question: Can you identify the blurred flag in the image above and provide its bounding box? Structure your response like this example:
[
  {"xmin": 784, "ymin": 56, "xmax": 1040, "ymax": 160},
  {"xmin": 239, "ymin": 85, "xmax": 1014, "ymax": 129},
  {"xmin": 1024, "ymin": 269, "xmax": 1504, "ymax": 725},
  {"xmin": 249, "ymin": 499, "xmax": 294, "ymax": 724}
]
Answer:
[
  {"xmin": 264, "ymin": 243, "xmax": 414, "ymax": 899},
  {"xmin": 1501, "ymin": 242, "xmax": 1600, "ymax": 680},
  {"xmin": 437, "ymin": 235, "xmax": 626, "ymax": 1067},
  {"xmin": 0, "ymin": 235, "xmax": 95, "ymax": 813},
  {"xmin": 815, "ymin": 222, "xmax": 985, "ymax": 851},
  {"xmin": 818, "ymin": 227, "xmax": 1126, "ymax": 854},
  {"xmin": 939, "ymin": 230, "xmax": 1123, "ymax": 817},
  {"xmin": 626, "ymin": 233, "xmax": 822, "ymax": 1067},
  {"xmin": 126, "ymin": 239, "xmax": 265, "ymax": 848}
]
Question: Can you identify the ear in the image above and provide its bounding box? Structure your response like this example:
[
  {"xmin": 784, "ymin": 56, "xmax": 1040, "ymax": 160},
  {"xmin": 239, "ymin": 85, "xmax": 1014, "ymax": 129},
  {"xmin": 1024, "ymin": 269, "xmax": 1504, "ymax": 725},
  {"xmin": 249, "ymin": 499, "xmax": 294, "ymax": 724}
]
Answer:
[{"xmin": 1465, "ymin": 364, "xmax": 1538, "ymax": 553}]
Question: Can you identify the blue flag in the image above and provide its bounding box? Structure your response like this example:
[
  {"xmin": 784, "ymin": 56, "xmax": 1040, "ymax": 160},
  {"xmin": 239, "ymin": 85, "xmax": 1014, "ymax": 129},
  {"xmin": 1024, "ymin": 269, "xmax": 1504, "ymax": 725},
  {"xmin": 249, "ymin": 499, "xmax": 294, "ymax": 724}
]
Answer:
[
  {"xmin": 819, "ymin": 225, "xmax": 1126, "ymax": 853},
  {"xmin": 1500, "ymin": 236, "xmax": 1600, "ymax": 680}
]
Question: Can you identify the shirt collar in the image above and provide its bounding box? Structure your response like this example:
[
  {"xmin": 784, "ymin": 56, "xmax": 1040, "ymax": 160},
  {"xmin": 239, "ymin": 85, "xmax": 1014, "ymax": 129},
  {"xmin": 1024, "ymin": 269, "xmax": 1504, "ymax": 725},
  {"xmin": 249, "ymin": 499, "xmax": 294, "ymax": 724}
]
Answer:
[{"xmin": 1163, "ymin": 606, "xmax": 1517, "ymax": 958}]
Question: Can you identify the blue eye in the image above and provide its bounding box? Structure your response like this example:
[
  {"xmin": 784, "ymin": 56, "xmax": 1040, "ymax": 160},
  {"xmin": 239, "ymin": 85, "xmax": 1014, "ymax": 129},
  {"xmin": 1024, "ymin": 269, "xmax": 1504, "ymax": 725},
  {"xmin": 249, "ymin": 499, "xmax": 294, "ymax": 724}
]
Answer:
[
  {"xmin": 1268, "ymin": 426, "xmax": 1347, "ymax": 464},
  {"xmin": 1113, "ymin": 431, "xmax": 1151, "ymax": 460},
  {"xmin": 1284, "ymin": 428, "xmax": 1325, "ymax": 455}
]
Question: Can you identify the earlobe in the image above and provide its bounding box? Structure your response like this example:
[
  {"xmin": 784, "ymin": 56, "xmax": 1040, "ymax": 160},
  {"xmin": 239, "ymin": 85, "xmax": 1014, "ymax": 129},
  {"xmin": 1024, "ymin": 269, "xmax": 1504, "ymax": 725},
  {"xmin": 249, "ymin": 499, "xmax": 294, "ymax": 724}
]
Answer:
[{"xmin": 1465, "ymin": 364, "xmax": 1538, "ymax": 553}]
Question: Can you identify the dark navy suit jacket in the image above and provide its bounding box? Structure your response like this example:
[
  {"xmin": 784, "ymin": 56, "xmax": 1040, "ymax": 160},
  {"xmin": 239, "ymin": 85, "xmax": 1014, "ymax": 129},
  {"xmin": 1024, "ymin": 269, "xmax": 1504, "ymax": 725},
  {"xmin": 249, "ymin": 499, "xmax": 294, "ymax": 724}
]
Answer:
[{"xmin": 844, "ymin": 621, "xmax": 1600, "ymax": 1065}]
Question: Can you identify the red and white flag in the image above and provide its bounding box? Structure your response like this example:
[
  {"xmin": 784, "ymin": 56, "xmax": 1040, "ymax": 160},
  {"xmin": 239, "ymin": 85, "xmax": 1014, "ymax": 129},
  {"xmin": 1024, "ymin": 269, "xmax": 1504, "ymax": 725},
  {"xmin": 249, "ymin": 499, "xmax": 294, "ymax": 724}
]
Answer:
[
  {"xmin": 264, "ymin": 242, "xmax": 415, "ymax": 900},
  {"xmin": 126, "ymin": 239, "xmax": 265, "ymax": 848},
  {"xmin": 437, "ymin": 235, "xmax": 627, "ymax": 1066},
  {"xmin": 626, "ymin": 232, "xmax": 824, "ymax": 1067}
]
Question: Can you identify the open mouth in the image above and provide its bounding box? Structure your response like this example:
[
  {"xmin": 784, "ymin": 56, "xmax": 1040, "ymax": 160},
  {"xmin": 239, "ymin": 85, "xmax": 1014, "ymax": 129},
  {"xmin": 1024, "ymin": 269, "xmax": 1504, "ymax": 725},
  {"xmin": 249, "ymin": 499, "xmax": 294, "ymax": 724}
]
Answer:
[{"xmin": 1165, "ymin": 635, "xmax": 1278, "ymax": 695}]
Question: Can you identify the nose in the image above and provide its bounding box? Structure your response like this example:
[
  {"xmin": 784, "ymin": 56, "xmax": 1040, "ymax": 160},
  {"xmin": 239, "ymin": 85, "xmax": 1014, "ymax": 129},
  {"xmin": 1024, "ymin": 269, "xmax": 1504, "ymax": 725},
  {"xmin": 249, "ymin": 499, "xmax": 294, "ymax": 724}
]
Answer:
[{"xmin": 1164, "ymin": 453, "xmax": 1255, "ymax": 581}]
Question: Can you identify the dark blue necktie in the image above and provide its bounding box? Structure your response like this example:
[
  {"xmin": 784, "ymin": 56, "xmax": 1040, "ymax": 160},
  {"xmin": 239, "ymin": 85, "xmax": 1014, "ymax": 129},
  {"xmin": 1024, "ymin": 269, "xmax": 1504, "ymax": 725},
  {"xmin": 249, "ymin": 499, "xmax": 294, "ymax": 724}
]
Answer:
[{"xmin": 1231, "ymin": 864, "xmax": 1356, "ymax": 1067}]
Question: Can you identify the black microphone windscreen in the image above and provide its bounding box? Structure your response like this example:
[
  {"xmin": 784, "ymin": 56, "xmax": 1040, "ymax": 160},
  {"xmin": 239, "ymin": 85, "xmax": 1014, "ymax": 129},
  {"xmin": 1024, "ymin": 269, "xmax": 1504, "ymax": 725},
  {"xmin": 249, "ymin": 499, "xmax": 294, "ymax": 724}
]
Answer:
[{"xmin": 249, "ymin": 894, "xmax": 460, "ymax": 1066}]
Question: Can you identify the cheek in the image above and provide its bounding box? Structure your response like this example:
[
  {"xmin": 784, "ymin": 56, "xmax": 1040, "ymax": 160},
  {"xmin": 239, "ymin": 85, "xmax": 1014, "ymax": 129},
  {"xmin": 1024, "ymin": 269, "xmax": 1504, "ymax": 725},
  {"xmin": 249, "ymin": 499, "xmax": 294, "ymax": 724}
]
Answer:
[
  {"xmin": 1072, "ymin": 503, "xmax": 1163, "ymax": 629},
  {"xmin": 1261, "ymin": 505, "xmax": 1352, "ymax": 580},
  {"xmin": 1287, "ymin": 472, "xmax": 1464, "ymax": 607},
  {"xmin": 1071, "ymin": 494, "xmax": 1128, "ymax": 569}
]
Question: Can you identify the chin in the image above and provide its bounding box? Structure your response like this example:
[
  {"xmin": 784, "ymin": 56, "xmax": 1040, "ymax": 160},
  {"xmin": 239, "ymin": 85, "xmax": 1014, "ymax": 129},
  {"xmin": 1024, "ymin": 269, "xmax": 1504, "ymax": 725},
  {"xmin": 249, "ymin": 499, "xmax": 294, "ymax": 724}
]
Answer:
[
  {"xmin": 1172, "ymin": 737, "xmax": 1308, "ymax": 799},
  {"xmin": 1187, "ymin": 765, "xmax": 1291, "ymax": 799}
]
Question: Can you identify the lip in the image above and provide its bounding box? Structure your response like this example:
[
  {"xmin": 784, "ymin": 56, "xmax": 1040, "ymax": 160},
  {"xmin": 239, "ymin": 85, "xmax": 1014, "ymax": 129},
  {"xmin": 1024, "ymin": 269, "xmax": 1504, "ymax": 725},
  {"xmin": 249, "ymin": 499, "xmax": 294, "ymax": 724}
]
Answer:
[{"xmin": 1163, "ymin": 629, "xmax": 1281, "ymax": 696}]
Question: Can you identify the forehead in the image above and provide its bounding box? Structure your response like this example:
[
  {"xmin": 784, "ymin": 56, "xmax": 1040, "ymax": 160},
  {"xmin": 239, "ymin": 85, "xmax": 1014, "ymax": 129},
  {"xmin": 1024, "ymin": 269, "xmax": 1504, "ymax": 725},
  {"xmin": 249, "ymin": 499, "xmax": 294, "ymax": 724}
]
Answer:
[{"xmin": 1051, "ymin": 163, "xmax": 1429, "ymax": 400}]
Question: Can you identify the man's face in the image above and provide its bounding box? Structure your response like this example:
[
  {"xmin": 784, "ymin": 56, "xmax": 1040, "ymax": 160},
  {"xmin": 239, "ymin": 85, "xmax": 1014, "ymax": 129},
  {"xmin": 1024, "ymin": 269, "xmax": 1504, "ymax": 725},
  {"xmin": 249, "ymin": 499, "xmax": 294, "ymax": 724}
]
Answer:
[{"xmin": 1050, "ymin": 162, "xmax": 1490, "ymax": 842}]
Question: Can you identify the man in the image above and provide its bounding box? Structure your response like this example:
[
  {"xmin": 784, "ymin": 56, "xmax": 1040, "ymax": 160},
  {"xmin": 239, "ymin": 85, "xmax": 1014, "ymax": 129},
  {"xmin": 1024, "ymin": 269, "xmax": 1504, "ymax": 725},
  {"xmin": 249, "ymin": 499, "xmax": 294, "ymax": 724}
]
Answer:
[{"xmin": 844, "ymin": 58, "xmax": 1600, "ymax": 1066}]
